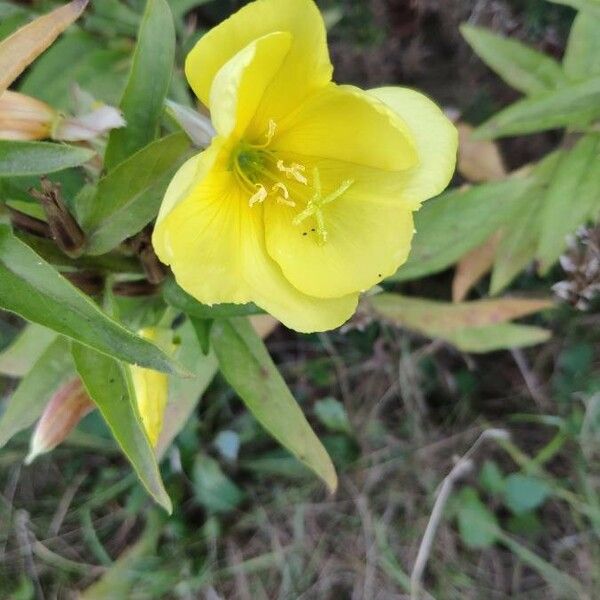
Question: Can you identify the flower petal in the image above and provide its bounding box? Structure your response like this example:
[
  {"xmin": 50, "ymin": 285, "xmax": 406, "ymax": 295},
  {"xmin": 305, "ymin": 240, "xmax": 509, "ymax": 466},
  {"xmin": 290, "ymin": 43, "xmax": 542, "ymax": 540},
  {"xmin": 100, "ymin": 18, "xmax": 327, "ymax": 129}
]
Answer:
[
  {"xmin": 265, "ymin": 157, "xmax": 415, "ymax": 298},
  {"xmin": 209, "ymin": 31, "xmax": 292, "ymax": 138},
  {"xmin": 185, "ymin": 0, "xmax": 332, "ymax": 121},
  {"xmin": 369, "ymin": 87, "xmax": 458, "ymax": 205},
  {"xmin": 272, "ymin": 84, "xmax": 418, "ymax": 171},
  {"xmin": 153, "ymin": 148, "xmax": 358, "ymax": 332}
]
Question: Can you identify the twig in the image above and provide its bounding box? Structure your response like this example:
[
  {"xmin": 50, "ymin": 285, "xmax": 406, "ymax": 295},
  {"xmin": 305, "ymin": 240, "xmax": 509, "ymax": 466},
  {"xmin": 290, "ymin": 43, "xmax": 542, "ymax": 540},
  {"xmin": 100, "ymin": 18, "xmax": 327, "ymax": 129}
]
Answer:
[
  {"xmin": 510, "ymin": 348, "xmax": 549, "ymax": 408},
  {"xmin": 410, "ymin": 429, "xmax": 510, "ymax": 599}
]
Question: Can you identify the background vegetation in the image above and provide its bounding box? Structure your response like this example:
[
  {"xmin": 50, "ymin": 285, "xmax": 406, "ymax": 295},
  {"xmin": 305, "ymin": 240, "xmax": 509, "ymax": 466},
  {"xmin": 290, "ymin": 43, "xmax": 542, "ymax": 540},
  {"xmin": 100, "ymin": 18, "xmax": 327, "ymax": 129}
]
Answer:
[{"xmin": 1, "ymin": 0, "xmax": 599, "ymax": 598}]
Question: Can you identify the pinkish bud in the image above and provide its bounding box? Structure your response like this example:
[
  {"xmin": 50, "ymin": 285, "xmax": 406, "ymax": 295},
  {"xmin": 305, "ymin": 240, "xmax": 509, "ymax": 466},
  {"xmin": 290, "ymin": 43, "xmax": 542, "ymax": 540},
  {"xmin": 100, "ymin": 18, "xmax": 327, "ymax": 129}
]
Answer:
[
  {"xmin": 0, "ymin": 91, "xmax": 56, "ymax": 141},
  {"xmin": 26, "ymin": 378, "xmax": 94, "ymax": 464}
]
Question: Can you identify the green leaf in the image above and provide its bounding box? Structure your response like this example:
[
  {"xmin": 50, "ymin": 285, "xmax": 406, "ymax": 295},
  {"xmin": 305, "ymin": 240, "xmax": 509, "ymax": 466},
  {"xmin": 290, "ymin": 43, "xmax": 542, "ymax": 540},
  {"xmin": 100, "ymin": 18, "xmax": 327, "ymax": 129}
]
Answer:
[
  {"xmin": 72, "ymin": 342, "xmax": 172, "ymax": 513},
  {"xmin": 0, "ymin": 141, "xmax": 94, "ymax": 176},
  {"xmin": 537, "ymin": 133, "xmax": 600, "ymax": 272},
  {"xmin": 20, "ymin": 32, "xmax": 129, "ymax": 109},
  {"xmin": 314, "ymin": 397, "xmax": 353, "ymax": 435},
  {"xmin": 479, "ymin": 460, "xmax": 506, "ymax": 496},
  {"xmin": 461, "ymin": 24, "xmax": 565, "ymax": 95},
  {"xmin": 456, "ymin": 487, "xmax": 500, "ymax": 549},
  {"xmin": 156, "ymin": 319, "xmax": 218, "ymax": 458},
  {"xmin": 443, "ymin": 323, "xmax": 551, "ymax": 353},
  {"xmin": 491, "ymin": 151, "xmax": 562, "ymax": 293},
  {"xmin": 503, "ymin": 474, "xmax": 551, "ymax": 514},
  {"xmin": 0, "ymin": 226, "xmax": 185, "ymax": 375},
  {"xmin": 391, "ymin": 178, "xmax": 533, "ymax": 282},
  {"xmin": 210, "ymin": 317, "xmax": 337, "ymax": 492},
  {"xmin": 163, "ymin": 278, "xmax": 264, "ymax": 318},
  {"xmin": 192, "ymin": 454, "xmax": 245, "ymax": 514},
  {"xmin": 475, "ymin": 76, "xmax": 600, "ymax": 139},
  {"xmin": 104, "ymin": 0, "xmax": 175, "ymax": 170},
  {"xmin": 0, "ymin": 323, "xmax": 56, "ymax": 377},
  {"xmin": 564, "ymin": 11, "xmax": 600, "ymax": 81},
  {"xmin": 0, "ymin": 337, "xmax": 73, "ymax": 448},
  {"xmin": 547, "ymin": 0, "xmax": 600, "ymax": 18},
  {"xmin": 83, "ymin": 133, "xmax": 190, "ymax": 255}
]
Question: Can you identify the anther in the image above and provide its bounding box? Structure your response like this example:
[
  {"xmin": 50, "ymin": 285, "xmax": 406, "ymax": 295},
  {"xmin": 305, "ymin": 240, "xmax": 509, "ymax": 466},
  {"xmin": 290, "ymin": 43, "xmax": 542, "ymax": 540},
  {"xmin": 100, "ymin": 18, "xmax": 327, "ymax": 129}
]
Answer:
[
  {"xmin": 277, "ymin": 160, "xmax": 308, "ymax": 185},
  {"xmin": 249, "ymin": 184, "xmax": 267, "ymax": 207},
  {"xmin": 271, "ymin": 182, "xmax": 296, "ymax": 207}
]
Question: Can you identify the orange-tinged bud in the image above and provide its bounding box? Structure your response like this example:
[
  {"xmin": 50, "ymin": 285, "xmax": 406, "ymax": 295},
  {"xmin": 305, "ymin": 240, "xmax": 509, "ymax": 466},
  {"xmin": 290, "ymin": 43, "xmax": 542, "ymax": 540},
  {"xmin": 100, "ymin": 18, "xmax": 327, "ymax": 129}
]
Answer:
[
  {"xmin": 26, "ymin": 378, "xmax": 94, "ymax": 464},
  {"xmin": 0, "ymin": 90, "xmax": 56, "ymax": 141}
]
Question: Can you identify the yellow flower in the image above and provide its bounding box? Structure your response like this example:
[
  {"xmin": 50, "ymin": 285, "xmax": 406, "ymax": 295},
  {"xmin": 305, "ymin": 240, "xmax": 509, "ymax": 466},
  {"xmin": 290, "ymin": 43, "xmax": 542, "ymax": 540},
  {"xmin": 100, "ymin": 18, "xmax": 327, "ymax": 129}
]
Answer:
[
  {"xmin": 130, "ymin": 328, "xmax": 170, "ymax": 447},
  {"xmin": 0, "ymin": 90, "xmax": 56, "ymax": 140},
  {"xmin": 153, "ymin": 0, "xmax": 457, "ymax": 333}
]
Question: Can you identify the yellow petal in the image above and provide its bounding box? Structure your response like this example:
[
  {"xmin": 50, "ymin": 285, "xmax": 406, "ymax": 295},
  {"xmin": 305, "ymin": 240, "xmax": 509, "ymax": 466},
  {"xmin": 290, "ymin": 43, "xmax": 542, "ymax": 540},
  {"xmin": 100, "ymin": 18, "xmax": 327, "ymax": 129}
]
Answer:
[
  {"xmin": 265, "ymin": 157, "xmax": 415, "ymax": 298},
  {"xmin": 185, "ymin": 0, "xmax": 332, "ymax": 123},
  {"xmin": 368, "ymin": 87, "xmax": 458, "ymax": 205},
  {"xmin": 153, "ymin": 153, "xmax": 357, "ymax": 332},
  {"xmin": 209, "ymin": 31, "xmax": 292, "ymax": 138},
  {"xmin": 273, "ymin": 84, "xmax": 418, "ymax": 171},
  {"xmin": 131, "ymin": 365, "xmax": 169, "ymax": 448}
]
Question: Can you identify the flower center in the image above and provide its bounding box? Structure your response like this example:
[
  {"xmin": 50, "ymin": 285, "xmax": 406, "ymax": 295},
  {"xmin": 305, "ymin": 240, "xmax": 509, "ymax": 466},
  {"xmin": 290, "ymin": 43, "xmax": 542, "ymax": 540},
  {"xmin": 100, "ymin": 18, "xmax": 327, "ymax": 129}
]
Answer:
[{"xmin": 232, "ymin": 120, "xmax": 354, "ymax": 245}]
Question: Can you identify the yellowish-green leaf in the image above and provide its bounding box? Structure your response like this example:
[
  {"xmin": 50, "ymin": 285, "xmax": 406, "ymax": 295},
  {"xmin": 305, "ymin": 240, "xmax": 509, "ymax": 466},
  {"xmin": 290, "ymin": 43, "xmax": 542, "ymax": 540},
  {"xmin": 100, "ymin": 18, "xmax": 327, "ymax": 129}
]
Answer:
[
  {"xmin": 211, "ymin": 317, "xmax": 337, "ymax": 492},
  {"xmin": 564, "ymin": 11, "xmax": 600, "ymax": 81},
  {"xmin": 0, "ymin": 0, "xmax": 89, "ymax": 95},
  {"xmin": 461, "ymin": 24, "xmax": 565, "ymax": 96},
  {"xmin": 475, "ymin": 77, "xmax": 600, "ymax": 139},
  {"xmin": 0, "ymin": 323, "xmax": 56, "ymax": 377},
  {"xmin": 371, "ymin": 293, "xmax": 553, "ymax": 352},
  {"xmin": 0, "ymin": 337, "xmax": 73, "ymax": 448},
  {"xmin": 537, "ymin": 133, "xmax": 600, "ymax": 273}
]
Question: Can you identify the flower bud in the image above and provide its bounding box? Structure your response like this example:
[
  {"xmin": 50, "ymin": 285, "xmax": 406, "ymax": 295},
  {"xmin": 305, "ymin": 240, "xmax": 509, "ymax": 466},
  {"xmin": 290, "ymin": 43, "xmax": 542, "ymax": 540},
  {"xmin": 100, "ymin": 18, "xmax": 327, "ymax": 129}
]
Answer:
[
  {"xmin": 0, "ymin": 91, "xmax": 56, "ymax": 141},
  {"xmin": 130, "ymin": 328, "xmax": 173, "ymax": 447},
  {"xmin": 26, "ymin": 378, "xmax": 94, "ymax": 464}
]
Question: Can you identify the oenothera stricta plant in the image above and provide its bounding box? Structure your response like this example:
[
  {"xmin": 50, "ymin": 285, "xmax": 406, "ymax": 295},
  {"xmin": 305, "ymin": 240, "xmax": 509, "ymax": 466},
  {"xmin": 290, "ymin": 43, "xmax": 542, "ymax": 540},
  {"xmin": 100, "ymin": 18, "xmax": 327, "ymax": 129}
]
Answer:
[{"xmin": 153, "ymin": 0, "xmax": 458, "ymax": 333}]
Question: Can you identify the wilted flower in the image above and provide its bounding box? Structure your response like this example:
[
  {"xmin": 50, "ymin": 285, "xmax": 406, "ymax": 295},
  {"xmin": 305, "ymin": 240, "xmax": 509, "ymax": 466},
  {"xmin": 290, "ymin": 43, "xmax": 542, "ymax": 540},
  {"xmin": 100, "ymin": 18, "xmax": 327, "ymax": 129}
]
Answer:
[
  {"xmin": 0, "ymin": 89, "xmax": 124, "ymax": 143},
  {"xmin": 26, "ymin": 378, "xmax": 94, "ymax": 464},
  {"xmin": 153, "ymin": 0, "xmax": 457, "ymax": 332},
  {"xmin": 0, "ymin": 91, "xmax": 56, "ymax": 140}
]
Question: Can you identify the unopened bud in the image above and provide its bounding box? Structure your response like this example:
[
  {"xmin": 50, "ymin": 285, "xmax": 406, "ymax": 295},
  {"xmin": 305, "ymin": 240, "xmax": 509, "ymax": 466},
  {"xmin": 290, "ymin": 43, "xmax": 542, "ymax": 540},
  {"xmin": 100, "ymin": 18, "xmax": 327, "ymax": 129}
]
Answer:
[
  {"xmin": 130, "ymin": 328, "xmax": 173, "ymax": 447},
  {"xmin": 26, "ymin": 378, "xmax": 94, "ymax": 464},
  {"xmin": 0, "ymin": 91, "xmax": 56, "ymax": 141},
  {"xmin": 29, "ymin": 177, "xmax": 86, "ymax": 258}
]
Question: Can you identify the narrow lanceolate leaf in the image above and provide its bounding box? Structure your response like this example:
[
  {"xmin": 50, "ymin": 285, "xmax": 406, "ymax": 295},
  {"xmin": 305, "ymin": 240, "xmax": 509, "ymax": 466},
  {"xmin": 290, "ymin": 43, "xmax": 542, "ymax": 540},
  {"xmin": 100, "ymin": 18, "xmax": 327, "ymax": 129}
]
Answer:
[
  {"xmin": 0, "ymin": 323, "xmax": 56, "ymax": 377},
  {"xmin": 104, "ymin": 0, "xmax": 175, "ymax": 170},
  {"xmin": 564, "ymin": 11, "xmax": 600, "ymax": 81},
  {"xmin": 0, "ymin": 141, "xmax": 94, "ymax": 176},
  {"xmin": 537, "ymin": 134, "xmax": 600, "ymax": 272},
  {"xmin": 0, "ymin": 0, "xmax": 89, "ymax": 95},
  {"xmin": 0, "ymin": 226, "xmax": 186, "ymax": 375},
  {"xmin": 163, "ymin": 278, "xmax": 263, "ymax": 319},
  {"xmin": 0, "ymin": 337, "xmax": 73, "ymax": 448},
  {"xmin": 371, "ymin": 294, "xmax": 553, "ymax": 334},
  {"xmin": 211, "ymin": 318, "xmax": 337, "ymax": 493},
  {"xmin": 475, "ymin": 77, "xmax": 600, "ymax": 139},
  {"xmin": 84, "ymin": 133, "xmax": 190, "ymax": 255},
  {"xmin": 443, "ymin": 323, "xmax": 551, "ymax": 353},
  {"xmin": 392, "ymin": 178, "xmax": 533, "ymax": 282},
  {"xmin": 72, "ymin": 343, "xmax": 172, "ymax": 513},
  {"xmin": 460, "ymin": 24, "xmax": 565, "ymax": 96},
  {"xmin": 491, "ymin": 152, "xmax": 563, "ymax": 294}
]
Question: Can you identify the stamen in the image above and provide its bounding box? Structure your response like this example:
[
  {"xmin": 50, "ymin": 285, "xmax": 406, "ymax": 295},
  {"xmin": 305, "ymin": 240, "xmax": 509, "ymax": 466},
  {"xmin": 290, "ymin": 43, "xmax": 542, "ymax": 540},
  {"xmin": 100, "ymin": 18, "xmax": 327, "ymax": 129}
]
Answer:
[
  {"xmin": 248, "ymin": 184, "xmax": 267, "ymax": 207},
  {"xmin": 254, "ymin": 119, "xmax": 277, "ymax": 149},
  {"xmin": 271, "ymin": 182, "xmax": 296, "ymax": 207},
  {"xmin": 277, "ymin": 160, "xmax": 308, "ymax": 185}
]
